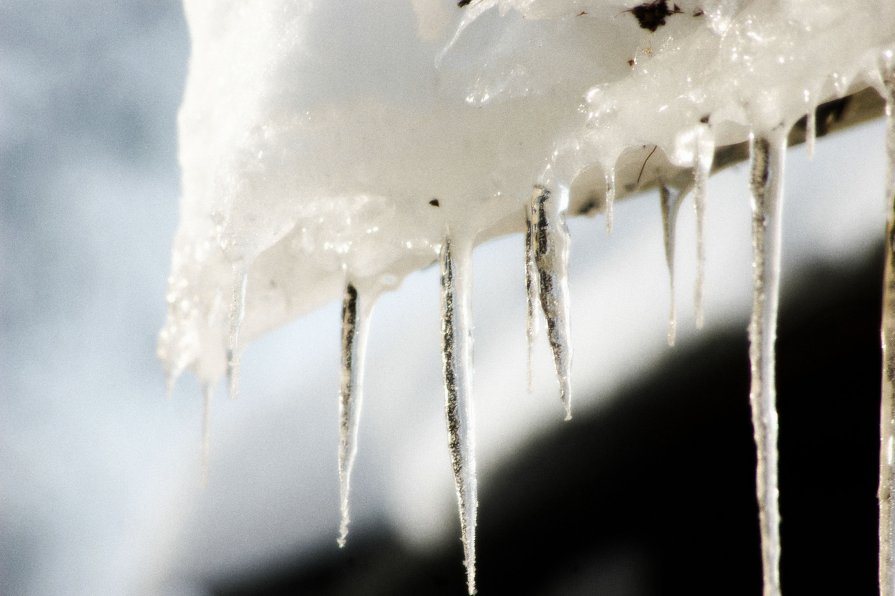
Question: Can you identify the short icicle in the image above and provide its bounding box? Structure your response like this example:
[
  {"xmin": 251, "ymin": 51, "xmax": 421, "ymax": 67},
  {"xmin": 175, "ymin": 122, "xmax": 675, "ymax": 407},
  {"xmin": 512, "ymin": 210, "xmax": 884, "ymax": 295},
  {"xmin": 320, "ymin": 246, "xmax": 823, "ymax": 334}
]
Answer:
[
  {"xmin": 440, "ymin": 235, "xmax": 478, "ymax": 595},
  {"xmin": 748, "ymin": 129, "xmax": 788, "ymax": 596},
  {"xmin": 200, "ymin": 382, "xmax": 213, "ymax": 485},
  {"xmin": 532, "ymin": 185, "xmax": 573, "ymax": 420},
  {"xmin": 804, "ymin": 90, "xmax": 817, "ymax": 160},
  {"xmin": 226, "ymin": 267, "xmax": 248, "ymax": 400},
  {"xmin": 525, "ymin": 202, "xmax": 539, "ymax": 393},
  {"xmin": 659, "ymin": 184, "xmax": 684, "ymax": 346},
  {"xmin": 878, "ymin": 62, "xmax": 895, "ymax": 596},
  {"xmin": 806, "ymin": 108, "xmax": 817, "ymax": 160},
  {"xmin": 604, "ymin": 168, "xmax": 616, "ymax": 233},
  {"xmin": 337, "ymin": 281, "xmax": 372, "ymax": 548},
  {"xmin": 694, "ymin": 123, "xmax": 715, "ymax": 330}
]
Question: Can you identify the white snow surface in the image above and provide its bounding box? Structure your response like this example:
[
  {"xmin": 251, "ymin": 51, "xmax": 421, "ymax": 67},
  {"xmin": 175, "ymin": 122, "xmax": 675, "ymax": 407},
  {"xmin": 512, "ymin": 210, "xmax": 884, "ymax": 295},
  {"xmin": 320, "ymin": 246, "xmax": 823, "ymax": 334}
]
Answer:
[{"xmin": 160, "ymin": 0, "xmax": 895, "ymax": 385}]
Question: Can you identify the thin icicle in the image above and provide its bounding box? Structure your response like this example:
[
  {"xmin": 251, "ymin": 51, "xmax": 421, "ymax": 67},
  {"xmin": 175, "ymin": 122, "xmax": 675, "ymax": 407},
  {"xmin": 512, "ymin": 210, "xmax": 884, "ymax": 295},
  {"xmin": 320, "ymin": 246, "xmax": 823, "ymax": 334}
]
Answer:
[
  {"xmin": 440, "ymin": 235, "xmax": 478, "ymax": 596},
  {"xmin": 226, "ymin": 268, "xmax": 248, "ymax": 400},
  {"xmin": 748, "ymin": 130, "xmax": 787, "ymax": 596},
  {"xmin": 337, "ymin": 281, "xmax": 371, "ymax": 548},
  {"xmin": 200, "ymin": 382, "xmax": 212, "ymax": 486},
  {"xmin": 532, "ymin": 185, "xmax": 573, "ymax": 420},
  {"xmin": 604, "ymin": 168, "xmax": 616, "ymax": 233},
  {"xmin": 659, "ymin": 184, "xmax": 684, "ymax": 346},
  {"xmin": 525, "ymin": 203, "xmax": 539, "ymax": 393},
  {"xmin": 806, "ymin": 108, "xmax": 817, "ymax": 160},
  {"xmin": 878, "ymin": 62, "xmax": 895, "ymax": 596},
  {"xmin": 693, "ymin": 123, "xmax": 715, "ymax": 330},
  {"xmin": 804, "ymin": 89, "xmax": 817, "ymax": 160}
]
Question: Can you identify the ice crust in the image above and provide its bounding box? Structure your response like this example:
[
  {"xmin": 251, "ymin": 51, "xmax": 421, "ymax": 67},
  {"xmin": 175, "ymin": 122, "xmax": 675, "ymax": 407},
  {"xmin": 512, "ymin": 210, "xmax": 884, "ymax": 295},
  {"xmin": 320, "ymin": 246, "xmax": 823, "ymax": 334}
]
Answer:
[{"xmin": 160, "ymin": 0, "xmax": 894, "ymax": 385}]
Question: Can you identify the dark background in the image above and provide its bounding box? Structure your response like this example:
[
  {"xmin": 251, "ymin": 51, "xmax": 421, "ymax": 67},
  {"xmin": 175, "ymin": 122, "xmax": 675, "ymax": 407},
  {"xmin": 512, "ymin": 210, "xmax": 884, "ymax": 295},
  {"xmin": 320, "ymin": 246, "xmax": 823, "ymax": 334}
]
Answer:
[{"xmin": 215, "ymin": 251, "xmax": 883, "ymax": 595}]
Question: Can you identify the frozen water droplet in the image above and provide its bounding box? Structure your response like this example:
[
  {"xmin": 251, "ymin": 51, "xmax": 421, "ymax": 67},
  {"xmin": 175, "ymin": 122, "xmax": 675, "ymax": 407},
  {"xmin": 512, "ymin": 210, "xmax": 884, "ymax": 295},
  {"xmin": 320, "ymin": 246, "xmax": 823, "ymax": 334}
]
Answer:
[
  {"xmin": 338, "ymin": 281, "xmax": 372, "ymax": 548},
  {"xmin": 748, "ymin": 130, "xmax": 788, "ymax": 596},
  {"xmin": 693, "ymin": 124, "xmax": 715, "ymax": 330},
  {"xmin": 201, "ymin": 382, "xmax": 213, "ymax": 486},
  {"xmin": 226, "ymin": 268, "xmax": 248, "ymax": 400},
  {"xmin": 525, "ymin": 203, "xmax": 539, "ymax": 393},
  {"xmin": 878, "ymin": 63, "xmax": 895, "ymax": 596},
  {"xmin": 440, "ymin": 236, "xmax": 478, "ymax": 596},
  {"xmin": 604, "ymin": 168, "xmax": 616, "ymax": 233},
  {"xmin": 532, "ymin": 185, "xmax": 573, "ymax": 420},
  {"xmin": 659, "ymin": 184, "xmax": 684, "ymax": 347}
]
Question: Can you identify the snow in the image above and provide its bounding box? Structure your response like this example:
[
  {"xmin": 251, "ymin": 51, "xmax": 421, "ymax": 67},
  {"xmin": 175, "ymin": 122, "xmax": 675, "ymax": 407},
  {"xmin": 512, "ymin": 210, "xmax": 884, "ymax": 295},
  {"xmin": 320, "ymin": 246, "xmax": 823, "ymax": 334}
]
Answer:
[
  {"xmin": 4, "ymin": 1, "xmax": 895, "ymax": 594},
  {"xmin": 157, "ymin": 1, "xmax": 895, "ymax": 592}
]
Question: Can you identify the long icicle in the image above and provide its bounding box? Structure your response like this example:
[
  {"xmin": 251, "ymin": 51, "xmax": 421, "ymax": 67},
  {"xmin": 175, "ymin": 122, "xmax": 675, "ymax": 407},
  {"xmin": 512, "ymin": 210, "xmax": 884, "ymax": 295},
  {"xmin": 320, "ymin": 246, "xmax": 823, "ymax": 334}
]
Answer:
[
  {"xmin": 525, "ymin": 202, "xmax": 539, "ymax": 392},
  {"xmin": 659, "ymin": 184, "xmax": 684, "ymax": 346},
  {"xmin": 338, "ymin": 281, "xmax": 371, "ymax": 548},
  {"xmin": 440, "ymin": 235, "xmax": 478, "ymax": 595},
  {"xmin": 878, "ymin": 63, "xmax": 895, "ymax": 596},
  {"xmin": 694, "ymin": 123, "xmax": 715, "ymax": 330},
  {"xmin": 226, "ymin": 267, "xmax": 248, "ymax": 400},
  {"xmin": 532, "ymin": 185, "xmax": 573, "ymax": 420},
  {"xmin": 748, "ymin": 130, "xmax": 787, "ymax": 596}
]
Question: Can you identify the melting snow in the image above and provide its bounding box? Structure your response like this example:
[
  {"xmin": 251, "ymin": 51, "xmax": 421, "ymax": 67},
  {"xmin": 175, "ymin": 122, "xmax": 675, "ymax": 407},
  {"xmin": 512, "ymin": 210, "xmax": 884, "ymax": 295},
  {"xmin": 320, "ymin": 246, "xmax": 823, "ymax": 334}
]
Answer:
[{"xmin": 158, "ymin": 2, "xmax": 895, "ymax": 593}]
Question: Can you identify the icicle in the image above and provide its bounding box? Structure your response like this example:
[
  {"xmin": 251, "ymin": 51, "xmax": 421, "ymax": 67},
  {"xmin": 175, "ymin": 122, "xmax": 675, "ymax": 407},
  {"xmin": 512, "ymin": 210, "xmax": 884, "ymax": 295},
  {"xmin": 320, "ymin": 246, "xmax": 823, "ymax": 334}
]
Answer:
[
  {"xmin": 200, "ymin": 382, "xmax": 213, "ymax": 486},
  {"xmin": 604, "ymin": 168, "xmax": 616, "ymax": 233},
  {"xmin": 532, "ymin": 185, "xmax": 573, "ymax": 420},
  {"xmin": 525, "ymin": 202, "xmax": 539, "ymax": 393},
  {"xmin": 804, "ymin": 90, "xmax": 817, "ymax": 160},
  {"xmin": 440, "ymin": 235, "xmax": 478, "ymax": 596},
  {"xmin": 748, "ymin": 129, "xmax": 788, "ymax": 596},
  {"xmin": 806, "ymin": 109, "xmax": 817, "ymax": 160},
  {"xmin": 659, "ymin": 184, "xmax": 684, "ymax": 347},
  {"xmin": 226, "ymin": 268, "xmax": 248, "ymax": 400},
  {"xmin": 337, "ymin": 281, "xmax": 372, "ymax": 548},
  {"xmin": 878, "ymin": 62, "xmax": 895, "ymax": 596},
  {"xmin": 693, "ymin": 123, "xmax": 715, "ymax": 330}
]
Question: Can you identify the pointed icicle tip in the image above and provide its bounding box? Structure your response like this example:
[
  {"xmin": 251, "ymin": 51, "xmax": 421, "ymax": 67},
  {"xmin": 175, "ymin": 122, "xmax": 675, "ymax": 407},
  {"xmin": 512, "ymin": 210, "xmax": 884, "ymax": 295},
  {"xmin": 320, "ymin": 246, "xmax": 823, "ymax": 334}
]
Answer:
[
  {"xmin": 439, "ymin": 235, "xmax": 478, "ymax": 596},
  {"xmin": 693, "ymin": 122, "xmax": 715, "ymax": 331},
  {"xmin": 747, "ymin": 129, "xmax": 788, "ymax": 596},
  {"xmin": 659, "ymin": 183, "xmax": 684, "ymax": 347},
  {"xmin": 337, "ymin": 280, "xmax": 371, "ymax": 549},
  {"xmin": 531, "ymin": 185, "xmax": 574, "ymax": 420},
  {"xmin": 524, "ymin": 202, "xmax": 539, "ymax": 394}
]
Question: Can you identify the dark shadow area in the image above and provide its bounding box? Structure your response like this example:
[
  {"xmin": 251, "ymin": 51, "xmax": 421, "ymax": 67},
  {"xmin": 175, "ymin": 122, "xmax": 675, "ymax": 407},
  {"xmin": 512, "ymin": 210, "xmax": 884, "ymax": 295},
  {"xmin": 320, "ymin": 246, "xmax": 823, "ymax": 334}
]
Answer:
[{"xmin": 214, "ymin": 247, "xmax": 883, "ymax": 595}]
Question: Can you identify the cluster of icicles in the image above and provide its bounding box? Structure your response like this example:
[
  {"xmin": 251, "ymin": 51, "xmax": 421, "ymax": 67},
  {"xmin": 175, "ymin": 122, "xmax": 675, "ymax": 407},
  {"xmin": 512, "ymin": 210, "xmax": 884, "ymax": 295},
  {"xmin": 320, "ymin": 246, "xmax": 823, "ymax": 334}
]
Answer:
[
  {"xmin": 157, "ymin": 6, "xmax": 895, "ymax": 583},
  {"xmin": 190, "ymin": 62, "xmax": 895, "ymax": 596}
]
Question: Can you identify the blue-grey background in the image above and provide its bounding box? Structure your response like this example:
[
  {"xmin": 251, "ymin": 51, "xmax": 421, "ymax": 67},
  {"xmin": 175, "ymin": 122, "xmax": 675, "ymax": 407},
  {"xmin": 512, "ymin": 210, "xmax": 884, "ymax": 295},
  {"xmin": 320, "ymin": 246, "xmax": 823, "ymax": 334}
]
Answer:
[{"xmin": 1, "ymin": 2, "xmax": 888, "ymax": 595}]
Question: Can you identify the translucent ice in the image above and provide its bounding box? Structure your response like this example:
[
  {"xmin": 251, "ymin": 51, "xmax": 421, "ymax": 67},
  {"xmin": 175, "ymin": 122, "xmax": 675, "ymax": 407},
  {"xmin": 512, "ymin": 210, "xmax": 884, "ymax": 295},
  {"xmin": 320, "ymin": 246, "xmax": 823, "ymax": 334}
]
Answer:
[
  {"xmin": 337, "ymin": 282, "xmax": 372, "ymax": 548},
  {"xmin": 879, "ymin": 58, "xmax": 895, "ymax": 596},
  {"xmin": 748, "ymin": 130, "xmax": 788, "ymax": 596},
  {"xmin": 531, "ymin": 185, "xmax": 573, "ymax": 420},
  {"xmin": 440, "ymin": 236, "xmax": 478, "ymax": 595},
  {"xmin": 659, "ymin": 184, "xmax": 685, "ymax": 347},
  {"xmin": 157, "ymin": 1, "xmax": 895, "ymax": 593}
]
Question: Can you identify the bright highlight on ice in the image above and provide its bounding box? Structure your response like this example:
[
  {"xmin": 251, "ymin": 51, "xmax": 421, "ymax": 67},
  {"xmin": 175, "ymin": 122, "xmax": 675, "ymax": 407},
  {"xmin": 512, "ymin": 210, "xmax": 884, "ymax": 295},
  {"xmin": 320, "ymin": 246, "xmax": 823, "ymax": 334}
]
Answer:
[{"xmin": 158, "ymin": 1, "xmax": 895, "ymax": 594}]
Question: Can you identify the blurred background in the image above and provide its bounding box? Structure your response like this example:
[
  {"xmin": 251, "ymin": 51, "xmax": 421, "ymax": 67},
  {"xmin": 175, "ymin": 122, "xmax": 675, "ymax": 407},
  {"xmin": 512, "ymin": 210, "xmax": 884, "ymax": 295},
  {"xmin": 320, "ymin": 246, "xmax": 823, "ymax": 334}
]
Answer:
[{"xmin": 0, "ymin": 1, "xmax": 889, "ymax": 594}]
